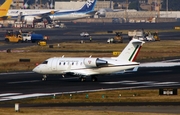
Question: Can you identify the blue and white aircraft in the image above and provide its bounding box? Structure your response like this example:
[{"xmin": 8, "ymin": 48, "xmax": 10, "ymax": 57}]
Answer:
[
  {"xmin": 49, "ymin": 0, "xmax": 97, "ymax": 21},
  {"xmin": 7, "ymin": 0, "xmax": 97, "ymax": 22}
]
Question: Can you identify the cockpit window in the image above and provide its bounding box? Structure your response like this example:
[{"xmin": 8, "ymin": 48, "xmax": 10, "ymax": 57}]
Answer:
[{"xmin": 42, "ymin": 61, "xmax": 48, "ymax": 64}]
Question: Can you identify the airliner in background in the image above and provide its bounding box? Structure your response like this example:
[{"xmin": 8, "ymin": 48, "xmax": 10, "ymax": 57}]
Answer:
[
  {"xmin": 33, "ymin": 39, "xmax": 145, "ymax": 82},
  {"xmin": 0, "ymin": 0, "xmax": 12, "ymax": 20},
  {"xmin": 96, "ymin": 8, "xmax": 124, "ymax": 17},
  {"xmin": 49, "ymin": 0, "xmax": 97, "ymax": 21},
  {"xmin": 7, "ymin": 0, "xmax": 97, "ymax": 22}
]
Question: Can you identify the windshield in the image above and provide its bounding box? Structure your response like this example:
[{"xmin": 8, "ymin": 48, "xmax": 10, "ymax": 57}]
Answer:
[{"xmin": 42, "ymin": 61, "xmax": 48, "ymax": 64}]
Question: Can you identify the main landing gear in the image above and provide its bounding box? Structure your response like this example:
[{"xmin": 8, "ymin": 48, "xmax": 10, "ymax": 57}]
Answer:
[
  {"xmin": 91, "ymin": 76, "xmax": 97, "ymax": 82},
  {"xmin": 79, "ymin": 77, "xmax": 86, "ymax": 82},
  {"xmin": 79, "ymin": 76, "xmax": 98, "ymax": 82},
  {"xmin": 42, "ymin": 75, "xmax": 47, "ymax": 81}
]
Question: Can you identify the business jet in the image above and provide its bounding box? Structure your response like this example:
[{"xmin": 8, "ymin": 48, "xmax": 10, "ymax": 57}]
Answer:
[
  {"xmin": 33, "ymin": 39, "xmax": 145, "ymax": 82},
  {"xmin": 0, "ymin": 0, "xmax": 12, "ymax": 20},
  {"xmin": 7, "ymin": 0, "xmax": 97, "ymax": 23}
]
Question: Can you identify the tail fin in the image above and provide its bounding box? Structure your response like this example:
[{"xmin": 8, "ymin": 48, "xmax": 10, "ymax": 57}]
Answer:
[
  {"xmin": 117, "ymin": 39, "xmax": 145, "ymax": 62},
  {"xmin": 77, "ymin": 0, "xmax": 97, "ymax": 13},
  {"xmin": 0, "ymin": 0, "xmax": 12, "ymax": 17}
]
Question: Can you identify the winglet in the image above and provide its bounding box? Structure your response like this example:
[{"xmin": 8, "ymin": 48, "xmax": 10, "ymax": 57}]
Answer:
[{"xmin": 117, "ymin": 39, "xmax": 145, "ymax": 62}]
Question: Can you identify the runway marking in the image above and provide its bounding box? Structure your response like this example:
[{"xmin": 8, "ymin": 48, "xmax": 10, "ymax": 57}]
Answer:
[
  {"xmin": 147, "ymin": 70, "xmax": 172, "ymax": 73},
  {"xmin": 101, "ymin": 81, "xmax": 179, "ymax": 86},
  {"xmin": 8, "ymin": 80, "xmax": 41, "ymax": 84},
  {"xmin": 0, "ymin": 81, "xmax": 180, "ymax": 102},
  {"xmin": 0, "ymin": 71, "xmax": 34, "ymax": 75},
  {"xmin": 122, "ymin": 81, "xmax": 155, "ymax": 85},
  {"xmin": 154, "ymin": 82, "xmax": 179, "ymax": 85},
  {"xmin": 101, "ymin": 81, "xmax": 136, "ymax": 84},
  {"xmin": 0, "ymin": 93, "xmax": 21, "ymax": 97},
  {"xmin": 3, "ymin": 93, "xmax": 50, "ymax": 100}
]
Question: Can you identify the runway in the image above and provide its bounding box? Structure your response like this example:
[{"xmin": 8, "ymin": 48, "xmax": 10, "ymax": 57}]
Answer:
[{"xmin": 0, "ymin": 66, "xmax": 180, "ymax": 102}]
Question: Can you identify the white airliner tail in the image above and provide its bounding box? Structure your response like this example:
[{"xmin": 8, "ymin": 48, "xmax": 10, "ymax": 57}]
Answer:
[
  {"xmin": 77, "ymin": 0, "xmax": 97, "ymax": 13},
  {"xmin": 117, "ymin": 39, "xmax": 144, "ymax": 62}
]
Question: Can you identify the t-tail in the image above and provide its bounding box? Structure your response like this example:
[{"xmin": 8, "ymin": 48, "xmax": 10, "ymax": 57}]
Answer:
[
  {"xmin": 77, "ymin": 0, "xmax": 97, "ymax": 13},
  {"xmin": 0, "ymin": 0, "xmax": 12, "ymax": 17},
  {"xmin": 117, "ymin": 39, "xmax": 145, "ymax": 62}
]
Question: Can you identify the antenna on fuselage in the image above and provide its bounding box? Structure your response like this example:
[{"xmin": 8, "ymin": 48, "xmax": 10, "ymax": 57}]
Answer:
[
  {"xmin": 89, "ymin": 55, "xmax": 92, "ymax": 58},
  {"xmin": 62, "ymin": 55, "xmax": 64, "ymax": 58}
]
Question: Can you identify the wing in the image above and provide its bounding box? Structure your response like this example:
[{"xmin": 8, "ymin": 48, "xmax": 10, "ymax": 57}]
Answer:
[
  {"xmin": 38, "ymin": 10, "xmax": 58, "ymax": 17},
  {"xmin": 0, "ymin": 16, "xmax": 9, "ymax": 20},
  {"xmin": 139, "ymin": 62, "xmax": 180, "ymax": 67},
  {"xmin": 65, "ymin": 69, "xmax": 98, "ymax": 76}
]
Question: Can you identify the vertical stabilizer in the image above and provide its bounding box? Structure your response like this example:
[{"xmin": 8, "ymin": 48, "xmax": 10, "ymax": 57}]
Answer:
[
  {"xmin": 117, "ymin": 39, "xmax": 145, "ymax": 62},
  {"xmin": 77, "ymin": 0, "xmax": 97, "ymax": 13},
  {"xmin": 0, "ymin": 0, "xmax": 12, "ymax": 17}
]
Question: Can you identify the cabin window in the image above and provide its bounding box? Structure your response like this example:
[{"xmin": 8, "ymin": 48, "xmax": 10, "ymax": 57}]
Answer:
[
  {"xmin": 63, "ymin": 62, "xmax": 65, "ymax": 65},
  {"xmin": 72, "ymin": 62, "xmax": 74, "ymax": 65},
  {"xmin": 59, "ymin": 62, "xmax": 61, "ymax": 65},
  {"xmin": 42, "ymin": 61, "xmax": 48, "ymax": 64}
]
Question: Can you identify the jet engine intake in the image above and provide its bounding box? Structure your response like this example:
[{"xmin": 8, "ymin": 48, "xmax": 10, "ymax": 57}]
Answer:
[{"xmin": 84, "ymin": 58, "xmax": 108, "ymax": 67}]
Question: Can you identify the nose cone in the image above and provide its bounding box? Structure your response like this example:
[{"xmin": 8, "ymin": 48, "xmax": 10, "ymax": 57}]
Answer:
[{"xmin": 32, "ymin": 66, "xmax": 40, "ymax": 73}]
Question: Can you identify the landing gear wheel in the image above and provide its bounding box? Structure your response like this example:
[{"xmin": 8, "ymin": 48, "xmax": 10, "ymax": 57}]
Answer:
[
  {"xmin": 91, "ymin": 76, "xmax": 97, "ymax": 82},
  {"xmin": 42, "ymin": 78, "xmax": 46, "ymax": 81},
  {"xmin": 42, "ymin": 75, "xmax": 47, "ymax": 81},
  {"xmin": 80, "ymin": 77, "xmax": 86, "ymax": 82}
]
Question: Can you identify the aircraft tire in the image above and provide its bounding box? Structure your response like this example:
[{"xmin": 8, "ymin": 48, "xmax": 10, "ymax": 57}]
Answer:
[
  {"xmin": 91, "ymin": 77, "xmax": 97, "ymax": 82},
  {"xmin": 80, "ymin": 77, "xmax": 86, "ymax": 82},
  {"xmin": 42, "ymin": 75, "xmax": 47, "ymax": 81},
  {"xmin": 42, "ymin": 78, "xmax": 47, "ymax": 81}
]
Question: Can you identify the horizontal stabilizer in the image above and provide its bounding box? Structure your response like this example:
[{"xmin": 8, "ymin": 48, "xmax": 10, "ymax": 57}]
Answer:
[{"xmin": 139, "ymin": 62, "xmax": 180, "ymax": 67}]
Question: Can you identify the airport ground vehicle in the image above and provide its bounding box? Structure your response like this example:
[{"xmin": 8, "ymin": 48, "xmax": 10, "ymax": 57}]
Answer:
[
  {"xmin": 128, "ymin": 30, "xmax": 147, "ymax": 41},
  {"xmin": 5, "ymin": 30, "xmax": 48, "ymax": 43},
  {"xmin": 128, "ymin": 29, "xmax": 155, "ymax": 41},
  {"xmin": 80, "ymin": 32, "xmax": 89, "ymax": 37},
  {"xmin": 31, "ymin": 34, "xmax": 48, "ymax": 43},
  {"xmin": 128, "ymin": 29, "xmax": 160, "ymax": 41},
  {"xmin": 22, "ymin": 32, "xmax": 48, "ymax": 43},
  {"xmin": 38, "ymin": 41, "xmax": 47, "ymax": 46},
  {"xmin": 5, "ymin": 30, "xmax": 23, "ymax": 43},
  {"xmin": 153, "ymin": 32, "xmax": 160, "ymax": 41},
  {"xmin": 107, "ymin": 32, "xmax": 123, "ymax": 43}
]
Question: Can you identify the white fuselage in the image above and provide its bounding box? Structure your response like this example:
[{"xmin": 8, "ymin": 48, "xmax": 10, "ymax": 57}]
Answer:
[
  {"xmin": 49, "ymin": 13, "xmax": 90, "ymax": 21},
  {"xmin": 33, "ymin": 57, "xmax": 139, "ymax": 76},
  {"xmin": 7, "ymin": 9, "xmax": 54, "ymax": 17},
  {"xmin": 33, "ymin": 39, "xmax": 145, "ymax": 79},
  {"xmin": 7, "ymin": 9, "xmax": 91, "ymax": 21}
]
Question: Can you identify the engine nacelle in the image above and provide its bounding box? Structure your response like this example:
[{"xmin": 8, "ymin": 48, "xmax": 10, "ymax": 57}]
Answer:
[
  {"xmin": 96, "ymin": 9, "xmax": 106, "ymax": 17},
  {"xmin": 84, "ymin": 58, "xmax": 108, "ymax": 68}
]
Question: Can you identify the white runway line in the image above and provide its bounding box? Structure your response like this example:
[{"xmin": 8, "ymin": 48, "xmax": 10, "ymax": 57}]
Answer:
[
  {"xmin": 0, "ymin": 93, "xmax": 21, "ymax": 97},
  {"xmin": 3, "ymin": 93, "xmax": 51, "ymax": 100},
  {"xmin": 8, "ymin": 80, "xmax": 41, "ymax": 84}
]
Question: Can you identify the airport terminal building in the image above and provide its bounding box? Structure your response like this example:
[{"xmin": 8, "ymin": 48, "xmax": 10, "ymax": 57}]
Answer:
[{"xmin": 54, "ymin": 0, "xmax": 112, "ymax": 11}]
